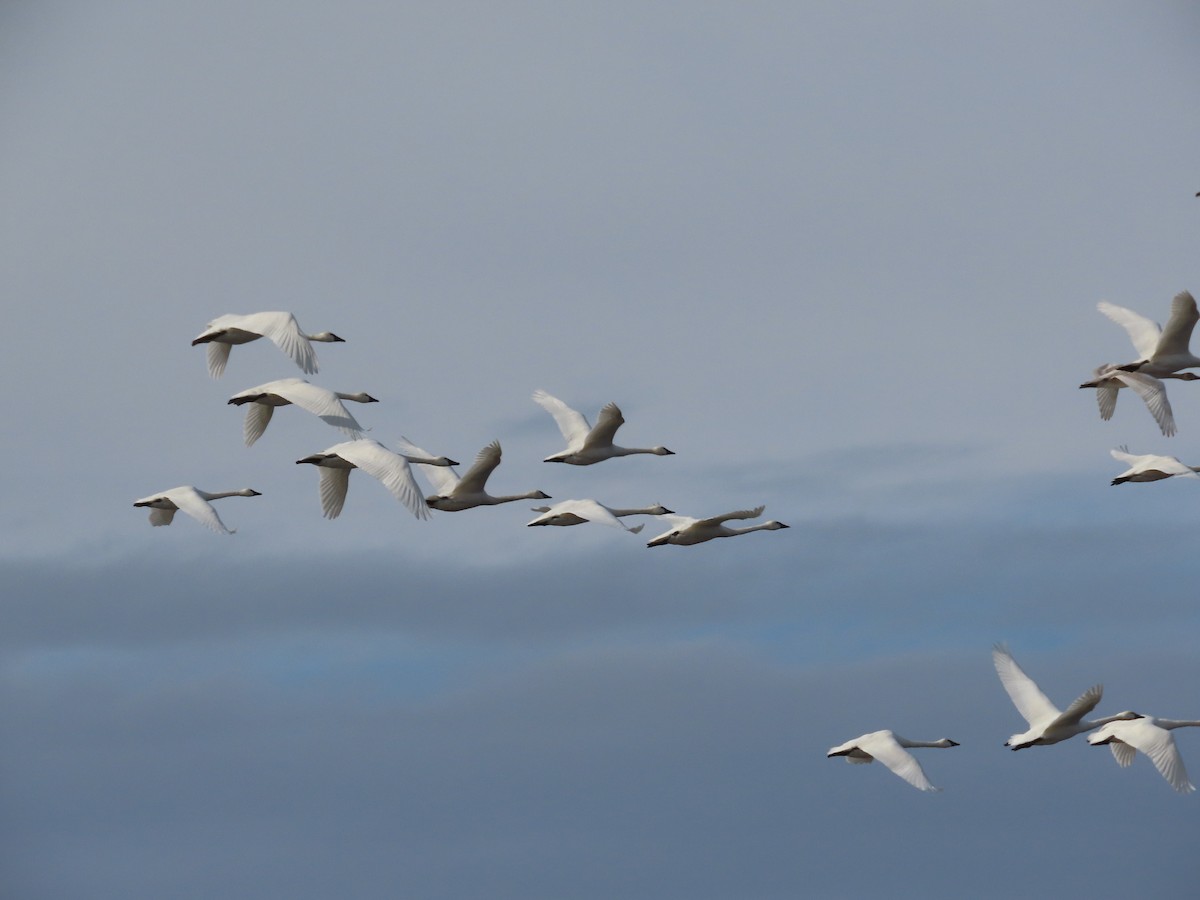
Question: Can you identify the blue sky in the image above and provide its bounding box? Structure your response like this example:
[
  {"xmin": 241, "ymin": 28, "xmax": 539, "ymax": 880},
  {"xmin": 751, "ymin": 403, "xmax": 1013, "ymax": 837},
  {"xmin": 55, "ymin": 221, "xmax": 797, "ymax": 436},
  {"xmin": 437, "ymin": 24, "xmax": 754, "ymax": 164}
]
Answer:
[{"xmin": 4, "ymin": 2, "xmax": 1200, "ymax": 897}]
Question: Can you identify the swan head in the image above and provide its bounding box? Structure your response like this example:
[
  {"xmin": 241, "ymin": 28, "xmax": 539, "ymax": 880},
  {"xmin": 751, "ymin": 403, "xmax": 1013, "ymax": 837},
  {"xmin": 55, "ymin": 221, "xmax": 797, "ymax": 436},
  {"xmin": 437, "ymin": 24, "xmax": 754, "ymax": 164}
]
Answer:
[
  {"xmin": 648, "ymin": 505, "xmax": 674, "ymax": 515},
  {"xmin": 933, "ymin": 739, "xmax": 959, "ymax": 748},
  {"xmin": 348, "ymin": 392, "xmax": 379, "ymax": 403},
  {"xmin": 763, "ymin": 521, "xmax": 790, "ymax": 530},
  {"xmin": 239, "ymin": 489, "xmax": 263, "ymax": 497},
  {"xmin": 1175, "ymin": 372, "xmax": 1200, "ymax": 382},
  {"xmin": 531, "ymin": 491, "xmax": 552, "ymax": 500},
  {"xmin": 651, "ymin": 446, "xmax": 675, "ymax": 456},
  {"xmin": 309, "ymin": 332, "xmax": 345, "ymax": 343}
]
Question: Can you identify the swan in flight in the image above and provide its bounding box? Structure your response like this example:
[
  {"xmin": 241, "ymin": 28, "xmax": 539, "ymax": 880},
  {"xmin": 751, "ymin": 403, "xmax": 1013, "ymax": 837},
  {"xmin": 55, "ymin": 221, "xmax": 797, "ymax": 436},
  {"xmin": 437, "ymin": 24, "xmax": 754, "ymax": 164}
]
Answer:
[
  {"xmin": 1109, "ymin": 446, "xmax": 1200, "ymax": 485},
  {"xmin": 1079, "ymin": 365, "xmax": 1198, "ymax": 436},
  {"xmin": 396, "ymin": 436, "xmax": 550, "ymax": 512},
  {"xmin": 645, "ymin": 506, "xmax": 788, "ymax": 547},
  {"xmin": 532, "ymin": 389, "xmax": 674, "ymax": 465},
  {"xmin": 992, "ymin": 644, "xmax": 1141, "ymax": 750},
  {"xmin": 526, "ymin": 500, "xmax": 673, "ymax": 533},
  {"xmin": 192, "ymin": 312, "xmax": 344, "ymax": 377},
  {"xmin": 1098, "ymin": 292, "xmax": 1200, "ymax": 377},
  {"xmin": 295, "ymin": 439, "xmax": 430, "ymax": 520},
  {"xmin": 1088, "ymin": 715, "xmax": 1199, "ymax": 794},
  {"xmin": 826, "ymin": 730, "xmax": 959, "ymax": 792},
  {"xmin": 133, "ymin": 486, "xmax": 261, "ymax": 534},
  {"xmin": 228, "ymin": 378, "xmax": 377, "ymax": 446}
]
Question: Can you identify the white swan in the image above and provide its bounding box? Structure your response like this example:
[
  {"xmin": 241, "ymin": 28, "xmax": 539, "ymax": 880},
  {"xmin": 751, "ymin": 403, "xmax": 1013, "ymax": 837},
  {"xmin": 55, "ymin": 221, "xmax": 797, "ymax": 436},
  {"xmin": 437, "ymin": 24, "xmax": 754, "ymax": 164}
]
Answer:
[
  {"xmin": 295, "ymin": 439, "xmax": 429, "ymax": 520},
  {"xmin": 192, "ymin": 312, "xmax": 344, "ymax": 377},
  {"xmin": 527, "ymin": 500, "xmax": 673, "ymax": 533},
  {"xmin": 645, "ymin": 506, "xmax": 788, "ymax": 547},
  {"xmin": 532, "ymin": 389, "xmax": 674, "ymax": 465},
  {"xmin": 1109, "ymin": 445, "xmax": 1200, "ymax": 485},
  {"xmin": 1079, "ymin": 365, "xmax": 1198, "ymax": 437},
  {"xmin": 1088, "ymin": 715, "xmax": 1199, "ymax": 794},
  {"xmin": 228, "ymin": 378, "xmax": 377, "ymax": 446},
  {"xmin": 993, "ymin": 644, "xmax": 1141, "ymax": 750},
  {"xmin": 1098, "ymin": 292, "xmax": 1200, "ymax": 376},
  {"xmin": 133, "ymin": 486, "xmax": 261, "ymax": 534},
  {"xmin": 826, "ymin": 730, "xmax": 959, "ymax": 792},
  {"xmin": 395, "ymin": 436, "xmax": 550, "ymax": 512}
]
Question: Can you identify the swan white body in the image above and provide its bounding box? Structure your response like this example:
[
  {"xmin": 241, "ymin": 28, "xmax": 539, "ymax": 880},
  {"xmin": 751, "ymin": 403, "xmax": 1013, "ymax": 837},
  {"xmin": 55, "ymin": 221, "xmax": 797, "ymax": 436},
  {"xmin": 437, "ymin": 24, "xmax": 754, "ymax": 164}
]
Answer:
[
  {"xmin": 192, "ymin": 312, "xmax": 344, "ymax": 377},
  {"xmin": 993, "ymin": 645, "xmax": 1141, "ymax": 750},
  {"xmin": 1109, "ymin": 445, "xmax": 1200, "ymax": 485},
  {"xmin": 1088, "ymin": 716, "xmax": 1199, "ymax": 794},
  {"xmin": 826, "ymin": 730, "xmax": 959, "ymax": 792},
  {"xmin": 532, "ymin": 389, "xmax": 674, "ymax": 465},
  {"xmin": 396, "ymin": 437, "xmax": 550, "ymax": 512},
  {"xmin": 1099, "ymin": 292, "xmax": 1200, "ymax": 376},
  {"xmin": 1079, "ymin": 365, "xmax": 1198, "ymax": 437},
  {"xmin": 527, "ymin": 500, "xmax": 672, "ymax": 533},
  {"xmin": 133, "ymin": 486, "xmax": 261, "ymax": 534},
  {"xmin": 295, "ymin": 439, "xmax": 429, "ymax": 520},
  {"xmin": 228, "ymin": 378, "xmax": 377, "ymax": 446},
  {"xmin": 645, "ymin": 506, "xmax": 788, "ymax": 547}
]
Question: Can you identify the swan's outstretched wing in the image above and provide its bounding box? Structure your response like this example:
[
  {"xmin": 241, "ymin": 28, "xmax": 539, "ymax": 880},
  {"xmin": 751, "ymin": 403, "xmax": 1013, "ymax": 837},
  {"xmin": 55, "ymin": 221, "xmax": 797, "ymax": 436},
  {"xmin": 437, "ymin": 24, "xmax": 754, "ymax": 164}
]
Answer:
[
  {"xmin": 992, "ymin": 645, "xmax": 1061, "ymax": 728},
  {"xmin": 530, "ymin": 499, "xmax": 641, "ymax": 532},
  {"xmin": 1108, "ymin": 738, "xmax": 1137, "ymax": 768},
  {"xmin": 395, "ymin": 436, "xmax": 460, "ymax": 495},
  {"xmin": 269, "ymin": 379, "xmax": 366, "ymax": 436},
  {"xmin": 1098, "ymin": 301, "xmax": 1161, "ymax": 359},
  {"xmin": 1095, "ymin": 720, "xmax": 1195, "ymax": 794},
  {"xmin": 316, "ymin": 466, "xmax": 351, "ymax": 519},
  {"xmin": 247, "ymin": 311, "xmax": 319, "ymax": 374},
  {"xmin": 1095, "ymin": 383, "xmax": 1118, "ymax": 421},
  {"xmin": 206, "ymin": 341, "xmax": 233, "ymax": 378},
  {"xmin": 696, "ymin": 506, "xmax": 766, "ymax": 528},
  {"xmin": 856, "ymin": 732, "xmax": 940, "ymax": 792},
  {"xmin": 533, "ymin": 390, "xmax": 591, "ymax": 449},
  {"xmin": 1052, "ymin": 683, "xmax": 1103, "ymax": 729},
  {"xmin": 1155, "ymin": 291, "xmax": 1199, "ymax": 359},
  {"xmin": 171, "ymin": 487, "xmax": 235, "ymax": 534},
  {"xmin": 243, "ymin": 403, "xmax": 275, "ymax": 446},
  {"xmin": 583, "ymin": 402, "xmax": 625, "ymax": 449},
  {"xmin": 1113, "ymin": 372, "xmax": 1177, "ymax": 436},
  {"xmin": 331, "ymin": 440, "xmax": 428, "ymax": 520},
  {"xmin": 455, "ymin": 441, "xmax": 503, "ymax": 495}
]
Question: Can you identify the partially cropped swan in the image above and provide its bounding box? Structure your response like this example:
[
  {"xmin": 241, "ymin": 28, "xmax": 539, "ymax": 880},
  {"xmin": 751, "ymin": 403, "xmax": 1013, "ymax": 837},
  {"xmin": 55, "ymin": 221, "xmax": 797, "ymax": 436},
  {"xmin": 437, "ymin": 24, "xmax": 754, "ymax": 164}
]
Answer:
[
  {"xmin": 1109, "ymin": 445, "xmax": 1200, "ymax": 485},
  {"xmin": 1088, "ymin": 715, "xmax": 1199, "ymax": 794},
  {"xmin": 228, "ymin": 378, "xmax": 377, "ymax": 446},
  {"xmin": 295, "ymin": 439, "xmax": 431, "ymax": 520},
  {"xmin": 826, "ymin": 730, "xmax": 959, "ymax": 792},
  {"xmin": 395, "ymin": 436, "xmax": 550, "ymax": 512},
  {"xmin": 1098, "ymin": 292, "xmax": 1200, "ymax": 377},
  {"xmin": 527, "ymin": 500, "xmax": 673, "ymax": 533},
  {"xmin": 133, "ymin": 485, "xmax": 261, "ymax": 534},
  {"xmin": 532, "ymin": 389, "xmax": 674, "ymax": 465},
  {"xmin": 993, "ymin": 644, "xmax": 1141, "ymax": 750},
  {"xmin": 192, "ymin": 312, "xmax": 344, "ymax": 377},
  {"xmin": 645, "ymin": 506, "xmax": 788, "ymax": 548},
  {"xmin": 1079, "ymin": 365, "xmax": 1198, "ymax": 437}
]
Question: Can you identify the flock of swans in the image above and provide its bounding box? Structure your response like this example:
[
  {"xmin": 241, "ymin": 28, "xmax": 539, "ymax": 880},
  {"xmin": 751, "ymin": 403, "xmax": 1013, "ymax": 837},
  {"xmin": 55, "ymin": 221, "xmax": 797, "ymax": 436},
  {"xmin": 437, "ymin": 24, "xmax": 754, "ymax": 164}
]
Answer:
[
  {"xmin": 137, "ymin": 308, "xmax": 1197, "ymax": 796},
  {"xmin": 133, "ymin": 311, "xmax": 789, "ymax": 546},
  {"xmin": 831, "ymin": 291, "xmax": 1200, "ymax": 793}
]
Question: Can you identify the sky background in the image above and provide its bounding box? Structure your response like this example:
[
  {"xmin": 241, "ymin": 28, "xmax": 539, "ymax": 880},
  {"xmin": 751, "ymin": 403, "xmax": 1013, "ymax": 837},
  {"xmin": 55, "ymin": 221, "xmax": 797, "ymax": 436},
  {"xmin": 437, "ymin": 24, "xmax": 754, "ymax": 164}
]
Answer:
[{"xmin": 4, "ymin": 2, "xmax": 1200, "ymax": 897}]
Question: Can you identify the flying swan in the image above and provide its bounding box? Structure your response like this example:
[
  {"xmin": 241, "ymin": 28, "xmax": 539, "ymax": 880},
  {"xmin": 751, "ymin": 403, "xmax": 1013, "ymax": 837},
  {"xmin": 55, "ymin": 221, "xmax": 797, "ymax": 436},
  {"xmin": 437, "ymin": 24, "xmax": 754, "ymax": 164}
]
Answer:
[
  {"xmin": 295, "ymin": 439, "xmax": 434, "ymax": 520},
  {"xmin": 826, "ymin": 730, "xmax": 959, "ymax": 792},
  {"xmin": 395, "ymin": 436, "xmax": 550, "ymax": 512},
  {"xmin": 1098, "ymin": 291, "xmax": 1200, "ymax": 377},
  {"xmin": 527, "ymin": 500, "xmax": 673, "ymax": 533},
  {"xmin": 133, "ymin": 485, "xmax": 261, "ymax": 534},
  {"xmin": 1079, "ymin": 364, "xmax": 1198, "ymax": 436},
  {"xmin": 645, "ymin": 506, "xmax": 788, "ymax": 548},
  {"xmin": 993, "ymin": 644, "xmax": 1140, "ymax": 750},
  {"xmin": 1109, "ymin": 445, "xmax": 1200, "ymax": 485},
  {"xmin": 192, "ymin": 311, "xmax": 344, "ymax": 377},
  {"xmin": 1088, "ymin": 715, "xmax": 1199, "ymax": 794},
  {"xmin": 532, "ymin": 389, "xmax": 674, "ymax": 464},
  {"xmin": 227, "ymin": 378, "xmax": 378, "ymax": 446}
]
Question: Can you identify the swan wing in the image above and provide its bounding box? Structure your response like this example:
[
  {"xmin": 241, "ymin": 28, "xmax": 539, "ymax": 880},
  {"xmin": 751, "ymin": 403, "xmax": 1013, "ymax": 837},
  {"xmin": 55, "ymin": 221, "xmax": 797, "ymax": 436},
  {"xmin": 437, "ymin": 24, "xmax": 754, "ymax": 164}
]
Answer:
[
  {"xmin": 1154, "ymin": 291, "xmax": 1199, "ymax": 359},
  {"xmin": 248, "ymin": 311, "xmax": 319, "ymax": 374},
  {"xmin": 1095, "ymin": 383, "xmax": 1118, "ymax": 421},
  {"xmin": 1110, "ymin": 739, "xmax": 1137, "ymax": 768},
  {"xmin": 270, "ymin": 379, "xmax": 365, "ymax": 436},
  {"xmin": 243, "ymin": 403, "xmax": 275, "ymax": 447},
  {"xmin": 1098, "ymin": 301, "xmax": 1161, "ymax": 359},
  {"xmin": 170, "ymin": 487, "xmax": 234, "ymax": 534},
  {"xmin": 455, "ymin": 441, "xmax": 502, "ymax": 495},
  {"xmin": 206, "ymin": 341, "xmax": 232, "ymax": 378},
  {"xmin": 1117, "ymin": 720, "xmax": 1194, "ymax": 793},
  {"xmin": 697, "ymin": 506, "xmax": 766, "ymax": 528},
  {"xmin": 395, "ymin": 436, "xmax": 460, "ymax": 495},
  {"xmin": 316, "ymin": 466, "xmax": 351, "ymax": 519},
  {"xmin": 857, "ymin": 732, "xmax": 940, "ymax": 792},
  {"xmin": 533, "ymin": 390, "xmax": 591, "ymax": 449},
  {"xmin": 992, "ymin": 645, "xmax": 1061, "ymax": 728},
  {"xmin": 332, "ymin": 440, "xmax": 428, "ymax": 520},
  {"xmin": 552, "ymin": 499, "xmax": 639, "ymax": 531},
  {"xmin": 1109, "ymin": 446, "xmax": 1140, "ymax": 466},
  {"xmin": 147, "ymin": 506, "xmax": 176, "ymax": 527},
  {"xmin": 582, "ymin": 402, "xmax": 625, "ymax": 449},
  {"xmin": 1052, "ymin": 683, "xmax": 1103, "ymax": 729},
  {"xmin": 1112, "ymin": 372, "xmax": 1177, "ymax": 437}
]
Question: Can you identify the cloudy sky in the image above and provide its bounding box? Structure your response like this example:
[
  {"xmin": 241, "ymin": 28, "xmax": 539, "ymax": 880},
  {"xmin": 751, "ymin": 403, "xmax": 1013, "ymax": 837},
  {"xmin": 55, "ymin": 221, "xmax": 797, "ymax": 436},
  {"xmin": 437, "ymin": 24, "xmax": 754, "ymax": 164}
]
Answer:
[{"xmin": 5, "ymin": 2, "xmax": 1200, "ymax": 897}]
